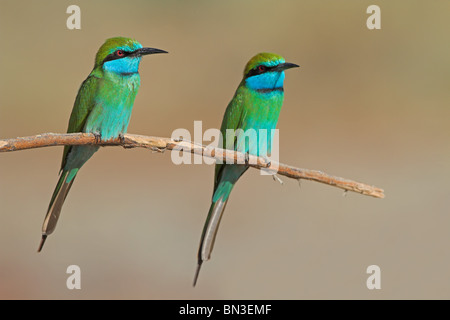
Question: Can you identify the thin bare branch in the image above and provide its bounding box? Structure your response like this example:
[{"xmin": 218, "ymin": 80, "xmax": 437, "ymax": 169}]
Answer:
[{"xmin": 0, "ymin": 132, "xmax": 385, "ymax": 198}]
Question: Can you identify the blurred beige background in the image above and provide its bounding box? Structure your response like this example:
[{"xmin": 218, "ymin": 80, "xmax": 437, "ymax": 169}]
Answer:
[{"xmin": 1, "ymin": 0, "xmax": 449, "ymax": 299}]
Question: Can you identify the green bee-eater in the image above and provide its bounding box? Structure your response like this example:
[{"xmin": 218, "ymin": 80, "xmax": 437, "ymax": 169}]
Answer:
[
  {"xmin": 38, "ymin": 37, "xmax": 167, "ymax": 252},
  {"xmin": 194, "ymin": 53, "xmax": 299, "ymax": 285}
]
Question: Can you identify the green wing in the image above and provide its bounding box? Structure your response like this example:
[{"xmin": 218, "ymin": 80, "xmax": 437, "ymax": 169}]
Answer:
[
  {"xmin": 60, "ymin": 75, "xmax": 99, "ymax": 171},
  {"xmin": 213, "ymin": 83, "xmax": 247, "ymax": 190}
]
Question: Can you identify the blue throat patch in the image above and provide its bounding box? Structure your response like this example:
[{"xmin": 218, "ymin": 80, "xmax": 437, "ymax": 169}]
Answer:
[
  {"xmin": 245, "ymin": 71, "xmax": 285, "ymax": 92},
  {"xmin": 103, "ymin": 56, "xmax": 142, "ymax": 75}
]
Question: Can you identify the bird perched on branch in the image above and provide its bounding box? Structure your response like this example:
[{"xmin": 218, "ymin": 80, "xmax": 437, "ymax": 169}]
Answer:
[
  {"xmin": 38, "ymin": 37, "xmax": 167, "ymax": 252},
  {"xmin": 193, "ymin": 53, "xmax": 299, "ymax": 286}
]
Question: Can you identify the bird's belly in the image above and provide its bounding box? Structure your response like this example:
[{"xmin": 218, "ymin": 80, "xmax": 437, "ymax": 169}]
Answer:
[
  {"xmin": 84, "ymin": 99, "xmax": 134, "ymax": 141},
  {"xmin": 237, "ymin": 116, "xmax": 279, "ymax": 157}
]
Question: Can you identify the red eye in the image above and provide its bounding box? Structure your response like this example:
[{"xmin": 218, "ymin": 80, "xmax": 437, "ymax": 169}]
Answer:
[
  {"xmin": 258, "ymin": 65, "xmax": 266, "ymax": 72},
  {"xmin": 116, "ymin": 50, "xmax": 125, "ymax": 57}
]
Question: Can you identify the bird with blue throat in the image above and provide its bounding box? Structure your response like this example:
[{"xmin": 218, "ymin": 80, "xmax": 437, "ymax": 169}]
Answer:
[
  {"xmin": 38, "ymin": 37, "xmax": 167, "ymax": 252},
  {"xmin": 193, "ymin": 53, "xmax": 299, "ymax": 286}
]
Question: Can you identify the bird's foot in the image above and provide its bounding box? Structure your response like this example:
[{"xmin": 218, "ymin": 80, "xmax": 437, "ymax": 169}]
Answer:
[
  {"xmin": 262, "ymin": 156, "xmax": 271, "ymax": 168},
  {"xmin": 119, "ymin": 133, "xmax": 134, "ymax": 149},
  {"xmin": 118, "ymin": 133, "xmax": 125, "ymax": 144},
  {"xmin": 93, "ymin": 132, "xmax": 102, "ymax": 144},
  {"xmin": 244, "ymin": 152, "xmax": 250, "ymax": 165}
]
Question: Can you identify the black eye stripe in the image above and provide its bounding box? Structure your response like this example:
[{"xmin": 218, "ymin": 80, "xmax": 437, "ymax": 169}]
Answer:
[
  {"xmin": 102, "ymin": 50, "xmax": 131, "ymax": 64},
  {"xmin": 245, "ymin": 65, "xmax": 276, "ymax": 78}
]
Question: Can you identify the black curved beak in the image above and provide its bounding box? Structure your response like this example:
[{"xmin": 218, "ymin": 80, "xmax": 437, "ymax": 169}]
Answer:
[
  {"xmin": 274, "ymin": 62, "xmax": 300, "ymax": 71},
  {"xmin": 134, "ymin": 47, "xmax": 168, "ymax": 56}
]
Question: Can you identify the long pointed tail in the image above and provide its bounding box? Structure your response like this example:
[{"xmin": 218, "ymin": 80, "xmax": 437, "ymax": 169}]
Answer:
[
  {"xmin": 38, "ymin": 169, "xmax": 76, "ymax": 252},
  {"xmin": 193, "ymin": 184, "xmax": 232, "ymax": 287}
]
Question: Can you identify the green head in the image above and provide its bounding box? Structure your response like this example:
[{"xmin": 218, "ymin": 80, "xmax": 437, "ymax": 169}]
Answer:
[
  {"xmin": 243, "ymin": 53, "xmax": 299, "ymax": 92},
  {"xmin": 94, "ymin": 37, "xmax": 167, "ymax": 75}
]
